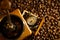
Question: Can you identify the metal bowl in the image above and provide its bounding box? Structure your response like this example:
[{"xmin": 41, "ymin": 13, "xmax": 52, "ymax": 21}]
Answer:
[{"xmin": 0, "ymin": 15, "xmax": 23, "ymax": 39}]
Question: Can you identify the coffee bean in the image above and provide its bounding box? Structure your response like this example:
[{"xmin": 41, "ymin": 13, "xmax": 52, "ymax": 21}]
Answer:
[{"xmin": 0, "ymin": 0, "xmax": 60, "ymax": 40}]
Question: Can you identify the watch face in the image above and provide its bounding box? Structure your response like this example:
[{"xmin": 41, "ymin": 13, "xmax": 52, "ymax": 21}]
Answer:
[
  {"xmin": 26, "ymin": 16, "xmax": 37, "ymax": 26},
  {"xmin": 0, "ymin": 15, "xmax": 23, "ymax": 39}
]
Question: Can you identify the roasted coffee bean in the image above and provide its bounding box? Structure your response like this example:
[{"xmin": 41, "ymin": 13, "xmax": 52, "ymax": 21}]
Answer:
[{"xmin": 0, "ymin": 0, "xmax": 60, "ymax": 40}]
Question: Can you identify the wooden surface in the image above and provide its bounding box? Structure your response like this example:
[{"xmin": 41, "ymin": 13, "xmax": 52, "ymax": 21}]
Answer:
[{"xmin": 0, "ymin": 9, "xmax": 32, "ymax": 40}]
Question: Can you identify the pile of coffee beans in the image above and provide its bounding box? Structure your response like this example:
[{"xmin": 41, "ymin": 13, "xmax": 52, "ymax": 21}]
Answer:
[{"xmin": 0, "ymin": 0, "xmax": 60, "ymax": 40}]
